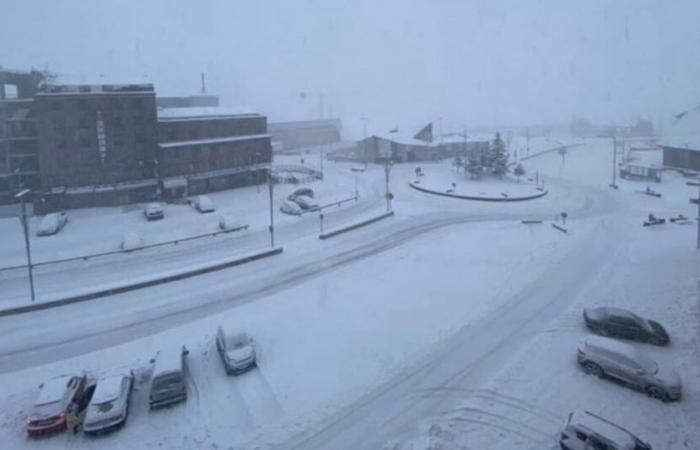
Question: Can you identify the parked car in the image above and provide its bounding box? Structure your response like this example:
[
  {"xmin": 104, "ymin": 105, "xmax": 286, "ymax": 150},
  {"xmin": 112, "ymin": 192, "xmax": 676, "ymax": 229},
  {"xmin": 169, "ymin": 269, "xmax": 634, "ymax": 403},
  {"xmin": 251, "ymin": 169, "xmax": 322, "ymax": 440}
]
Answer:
[
  {"xmin": 36, "ymin": 212, "xmax": 68, "ymax": 236},
  {"xmin": 293, "ymin": 195, "xmax": 319, "ymax": 211},
  {"xmin": 577, "ymin": 335, "xmax": 681, "ymax": 401},
  {"xmin": 280, "ymin": 200, "xmax": 303, "ymax": 215},
  {"xmin": 218, "ymin": 214, "xmax": 247, "ymax": 232},
  {"xmin": 560, "ymin": 410, "xmax": 652, "ymax": 450},
  {"xmin": 287, "ymin": 187, "xmax": 315, "ymax": 201},
  {"xmin": 215, "ymin": 326, "xmax": 256, "ymax": 375},
  {"xmin": 144, "ymin": 203, "xmax": 164, "ymax": 221},
  {"xmin": 149, "ymin": 346, "xmax": 189, "ymax": 409},
  {"xmin": 583, "ymin": 307, "xmax": 669, "ymax": 346},
  {"xmin": 83, "ymin": 372, "xmax": 134, "ymax": 436},
  {"xmin": 194, "ymin": 195, "xmax": 215, "ymax": 213},
  {"xmin": 27, "ymin": 373, "xmax": 95, "ymax": 437},
  {"xmin": 121, "ymin": 232, "xmax": 143, "ymax": 251}
]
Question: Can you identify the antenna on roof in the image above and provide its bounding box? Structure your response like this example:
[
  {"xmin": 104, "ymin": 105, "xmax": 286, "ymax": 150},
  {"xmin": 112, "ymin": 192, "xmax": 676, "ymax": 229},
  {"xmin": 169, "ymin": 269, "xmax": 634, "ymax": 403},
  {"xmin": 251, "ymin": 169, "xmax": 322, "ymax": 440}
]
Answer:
[{"xmin": 200, "ymin": 72, "xmax": 207, "ymax": 94}]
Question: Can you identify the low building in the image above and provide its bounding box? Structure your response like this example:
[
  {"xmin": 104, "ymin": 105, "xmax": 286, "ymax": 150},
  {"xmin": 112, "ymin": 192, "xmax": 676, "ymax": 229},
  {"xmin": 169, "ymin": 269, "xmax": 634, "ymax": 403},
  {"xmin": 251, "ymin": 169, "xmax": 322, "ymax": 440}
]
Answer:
[
  {"xmin": 356, "ymin": 132, "xmax": 489, "ymax": 164},
  {"xmin": 660, "ymin": 138, "xmax": 700, "ymax": 172},
  {"xmin": 157, "ymin": 107, "xmax": 271, "ymax": 199},
  {"xmin": 268, "ymin": 118, "xmax": 341, "ymax": 151}
]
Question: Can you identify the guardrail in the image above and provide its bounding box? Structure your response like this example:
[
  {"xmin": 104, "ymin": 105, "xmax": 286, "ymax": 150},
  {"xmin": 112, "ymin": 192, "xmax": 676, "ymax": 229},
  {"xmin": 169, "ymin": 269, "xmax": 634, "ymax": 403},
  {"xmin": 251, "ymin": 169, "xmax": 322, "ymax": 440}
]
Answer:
[
  {"xmin": 319, "ymin": 211, "xmax": 395, "ymax": 240},
  {"xmin": 0, "ymin": 246, "xmax": 284, "ymax": 317},
  {"xmin": 0, "ymin": 224, "xmax": 249, "ymax": 273}
]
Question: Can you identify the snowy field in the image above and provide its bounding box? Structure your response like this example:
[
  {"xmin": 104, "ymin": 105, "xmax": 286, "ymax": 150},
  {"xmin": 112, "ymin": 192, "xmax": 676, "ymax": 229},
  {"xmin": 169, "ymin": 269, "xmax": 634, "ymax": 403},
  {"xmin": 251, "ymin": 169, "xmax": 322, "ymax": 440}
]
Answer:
[{"xmin": 0, "ymin": 138, "xmax": 698, "ymax": 450}]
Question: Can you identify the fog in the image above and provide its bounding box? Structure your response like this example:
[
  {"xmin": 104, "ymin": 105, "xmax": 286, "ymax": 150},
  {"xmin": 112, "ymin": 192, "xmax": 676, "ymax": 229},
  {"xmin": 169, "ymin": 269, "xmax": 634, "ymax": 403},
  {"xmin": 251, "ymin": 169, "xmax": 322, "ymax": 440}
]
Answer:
[{"xmin": 2, "ymin": 0, "xmax": 699, "ymax": 136}]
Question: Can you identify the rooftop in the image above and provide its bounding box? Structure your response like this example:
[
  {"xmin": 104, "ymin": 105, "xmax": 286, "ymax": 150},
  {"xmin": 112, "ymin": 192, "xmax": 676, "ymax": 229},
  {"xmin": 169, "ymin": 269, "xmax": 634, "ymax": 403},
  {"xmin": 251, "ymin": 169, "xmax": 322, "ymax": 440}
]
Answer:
[
  {"xmin": 159, "ymin": 133, "xmax": 271, "ymax": 149},
  {"xmin": 157, "ymin": 107, "xmax": 261, "ymax": 121},
  {"xmin": 37, "ymin": 84, "xmax": 154, "ymax": 96}
]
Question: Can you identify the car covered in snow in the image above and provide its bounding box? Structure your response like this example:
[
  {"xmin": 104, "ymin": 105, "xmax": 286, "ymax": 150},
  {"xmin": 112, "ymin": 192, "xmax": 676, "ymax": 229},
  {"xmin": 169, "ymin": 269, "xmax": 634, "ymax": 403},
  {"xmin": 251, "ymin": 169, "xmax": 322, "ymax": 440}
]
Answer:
[
  {"xmin": 194, "ymin": 195, "xmax": 216, "ymax": 213},
  {"xmin": 287, "ymin": 187, "xmax": 315, "ymax": 201},
  {"xmin": 121, "ymin": 232, "xmax": 143, "ymax": 251},
  {"xmin": 559, "ymin": 410, "xmax": 651, "ymax": 450},
  {"xmin": 293, "ymin": 195, "xmax": 319, "ymax": 211},
  {"xmin": 218, "ymin": 214, "xmax": 247, "ymax": 232},
  {"xmin": 149, "ymin": 346, "xmax": 189, "ymax": 409},
  {"xmin": 144, "ymin": 202, "xmax": 164, "ymax": 221},
  {"xmin": 83, "ymin": 372, "xmax": 134, "ymax": 436},
  {"xmin": 280, "ymin": 200, "xmax": 303, "ymax": 215},
  {"xmin": 216, "ymin": 327, "xmax": 256, "ymax": 375},
  {"xmin": 27, "ymin": 373, "xmax": 95, "ymax": 437},
  {"xmin": 577, "ymin": 335, "xmax": 681, "ymax": 401},
  {"xmin": 583, "ymin": 307, "xmax": 669, "ymax": 346},
  {"xmin": 36, "ymin": 211, "xmax": 69, "ymax": 236}
]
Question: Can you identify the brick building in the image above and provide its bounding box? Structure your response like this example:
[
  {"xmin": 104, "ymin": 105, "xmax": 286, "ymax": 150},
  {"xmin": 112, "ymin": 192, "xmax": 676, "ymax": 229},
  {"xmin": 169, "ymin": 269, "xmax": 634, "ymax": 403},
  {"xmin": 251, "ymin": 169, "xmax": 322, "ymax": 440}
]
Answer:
[{"xmin": 157, "ymin": 107, "xmax": 271, "ymax": 199}]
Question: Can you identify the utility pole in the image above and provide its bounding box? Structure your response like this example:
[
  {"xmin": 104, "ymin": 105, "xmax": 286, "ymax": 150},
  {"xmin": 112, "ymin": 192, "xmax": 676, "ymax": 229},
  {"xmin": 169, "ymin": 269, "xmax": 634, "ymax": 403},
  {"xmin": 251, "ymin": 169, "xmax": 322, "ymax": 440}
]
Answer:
[
  {"xmin": 384, "ymin": 159, "xmax": 393, "ymax": 212},
  {"xmin": 268, "ymin": 168, "xmax": 275, "ymax": 248},
  {"xmin": 16, "ymin": 189, "xmax": 35, "ymax": 302},
  {"xmin": 320, "ymin": 144, "xmax": 324, "ymax": 176},
  {"xmin": 360, "ymin": 117, "xmax": 369, "ymax": 169},
  {"xmin": 689, "ymin": 179, "xmax": 700, "ymax": 250},
  {"xmin": 610, "ymin": 136, "xmax": 618, "ymax": 189}
]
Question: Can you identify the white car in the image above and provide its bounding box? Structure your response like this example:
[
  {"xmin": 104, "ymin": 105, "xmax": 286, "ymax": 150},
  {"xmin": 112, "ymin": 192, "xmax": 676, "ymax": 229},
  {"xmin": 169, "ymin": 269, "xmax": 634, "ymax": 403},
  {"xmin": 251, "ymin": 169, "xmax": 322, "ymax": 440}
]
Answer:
[
  {"xmin": 280, "ymin": 200, "xmax": 302, "ymax": 215},
  {"xmin": 560, "ymin": 410, "xmax": 651, "ymax": 450},
  {"xmin": 216, "ymin": 327, "xmax": 256, "ymax": 375},
  {"xmin": 194, "ymin": 195, "xmax": 215, "ymax": 213},
  {"xmin": 294, "ymin": 195, "xmax": 319, "ymax": 211},
  {"xmin": 218, "ymin": 214, "xmax": 246, "ymax": 232},
  {"xmin": 83, "ymin": 372, "xmax": 134, "ymax": 436},
  {"xmin": 36, "ymin": 212, "xmax": 68, "ymax": 236},
  {"xmin": 121, "ymin": 232, "xmax": 143, "ymax": 251},
  {"xmin": 144, "ymin": 203, "xmax": 164, "ymax": 221}
]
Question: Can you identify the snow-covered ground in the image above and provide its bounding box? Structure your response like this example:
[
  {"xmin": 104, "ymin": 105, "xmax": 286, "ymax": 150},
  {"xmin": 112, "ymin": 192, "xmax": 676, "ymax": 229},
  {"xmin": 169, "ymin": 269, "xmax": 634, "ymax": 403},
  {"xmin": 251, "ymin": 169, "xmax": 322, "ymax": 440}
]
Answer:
[{"xmin": 0, "ymin": 137, "xmax": 698, "ymax": 450}]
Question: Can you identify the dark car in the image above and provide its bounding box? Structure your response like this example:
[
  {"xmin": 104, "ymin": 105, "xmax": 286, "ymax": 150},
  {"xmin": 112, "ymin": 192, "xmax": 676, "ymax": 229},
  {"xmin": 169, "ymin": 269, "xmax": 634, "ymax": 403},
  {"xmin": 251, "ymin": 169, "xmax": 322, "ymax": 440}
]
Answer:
[
  {"xmin": 27, "ymin": 374, "xmax": 95, "ymax": 437},
  {"xmin": 583, "ymin": 307, "xmax": 669, "ymax": 346}
]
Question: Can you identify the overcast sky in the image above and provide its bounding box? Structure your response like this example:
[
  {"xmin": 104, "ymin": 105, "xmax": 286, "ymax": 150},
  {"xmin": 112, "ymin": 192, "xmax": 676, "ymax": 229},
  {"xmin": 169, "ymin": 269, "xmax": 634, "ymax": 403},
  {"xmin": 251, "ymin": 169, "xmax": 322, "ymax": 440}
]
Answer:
[{"xmin": 2, "ymin": 0, "xmax": 699, "ymax": 137}]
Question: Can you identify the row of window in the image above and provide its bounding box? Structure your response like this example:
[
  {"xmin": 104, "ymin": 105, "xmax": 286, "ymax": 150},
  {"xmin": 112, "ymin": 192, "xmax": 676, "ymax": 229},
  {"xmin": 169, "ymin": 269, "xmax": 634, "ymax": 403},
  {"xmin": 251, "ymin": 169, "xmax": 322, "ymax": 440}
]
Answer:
[{"xmin": 48, "ymin": 96, "xmax": 150, "ymax": 112}]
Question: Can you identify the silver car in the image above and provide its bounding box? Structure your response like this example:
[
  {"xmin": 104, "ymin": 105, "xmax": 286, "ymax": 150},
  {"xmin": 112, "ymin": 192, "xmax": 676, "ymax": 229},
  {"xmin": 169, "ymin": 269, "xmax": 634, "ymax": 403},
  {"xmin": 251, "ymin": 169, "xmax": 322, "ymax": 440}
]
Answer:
[
  {"xmin": 216, "ymin": 327, "xmax": 256, "ymax": 375},
  {"xmin": 560, "ymin": 410, "xmax": 651, "ymax": 450},
  {"xmin": 83, "ymin": 372, "xmax": 134, "ymax": 435},
  {"xmin": 577, "ymin": 335, "xmax": 681, "ymax": 401}
]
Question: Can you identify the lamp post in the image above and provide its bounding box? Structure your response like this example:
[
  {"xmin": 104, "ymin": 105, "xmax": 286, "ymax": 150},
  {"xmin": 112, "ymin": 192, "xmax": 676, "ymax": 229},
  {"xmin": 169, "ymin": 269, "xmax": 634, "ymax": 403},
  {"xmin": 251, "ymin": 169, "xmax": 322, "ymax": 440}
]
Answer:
[
  {"xmin": 610, "ymin": 136, "xmax": 619, "ymax": 189},
  {"xmin": 384, "ymin": 158, "xmax": 393, "ymax": 212},
  {"xmin": 687, "ymin": 179, "xmax": 700, "ymax": 250},
  {"xmin": 268, "ymin": 167, "xmax": 275, "ymax": 248},
  {"xmin": 360, "ymin": 117, "xmax": 369, "ymax": 169},
  {"xmin": 15, "ymin": 189, "xmax": 36, "ymax": 302}
]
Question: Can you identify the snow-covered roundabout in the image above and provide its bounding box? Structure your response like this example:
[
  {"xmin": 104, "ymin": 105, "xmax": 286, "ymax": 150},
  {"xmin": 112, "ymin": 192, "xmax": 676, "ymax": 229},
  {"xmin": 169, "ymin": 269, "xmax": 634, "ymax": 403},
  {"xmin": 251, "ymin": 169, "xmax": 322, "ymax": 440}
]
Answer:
[{"xmin": 408, "ymin": 164, "xmax": 548, "ymax": 202}]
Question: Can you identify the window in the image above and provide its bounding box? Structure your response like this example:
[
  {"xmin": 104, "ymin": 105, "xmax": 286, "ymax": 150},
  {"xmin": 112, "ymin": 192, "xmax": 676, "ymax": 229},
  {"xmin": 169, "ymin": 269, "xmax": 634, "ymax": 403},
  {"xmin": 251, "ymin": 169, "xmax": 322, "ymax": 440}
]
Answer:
[
  {"xmin": 53, "ymin": 118, "xmax": 67, "ymax": 132},
  {"xmin": 51, "ymin": 100, "xmax": 64, "ymax": 111}
]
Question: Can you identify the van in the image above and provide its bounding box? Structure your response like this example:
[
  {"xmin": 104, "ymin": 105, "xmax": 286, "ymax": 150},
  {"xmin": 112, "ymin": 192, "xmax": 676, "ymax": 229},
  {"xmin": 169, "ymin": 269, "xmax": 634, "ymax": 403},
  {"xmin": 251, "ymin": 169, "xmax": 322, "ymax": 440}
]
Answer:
[
  {"xmin": 195, "ymin": 195, "xmax": 215, "ymax": 213},
  {"xmin": 149, "ymin": 346, "xmax": 189, "ymax": 409}
]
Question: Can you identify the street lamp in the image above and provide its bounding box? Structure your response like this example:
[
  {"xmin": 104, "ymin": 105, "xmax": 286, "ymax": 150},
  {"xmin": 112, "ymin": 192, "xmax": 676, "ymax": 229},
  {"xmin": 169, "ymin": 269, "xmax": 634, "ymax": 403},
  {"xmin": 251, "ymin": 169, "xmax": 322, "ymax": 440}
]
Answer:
[
  {"xmin": 360, "ymin": 117, "xmax": 369, "ymax": 169},
  {"xmin": 384, "ymin": 158, "xmax": 394, "ymax": 212},
  {"xmin": 268, "ymin": 167, "xmax": 275, "ymax": 248},
  {"xmin": 15, "ymin": 188, "xmax": 36, "ymax": 302}
]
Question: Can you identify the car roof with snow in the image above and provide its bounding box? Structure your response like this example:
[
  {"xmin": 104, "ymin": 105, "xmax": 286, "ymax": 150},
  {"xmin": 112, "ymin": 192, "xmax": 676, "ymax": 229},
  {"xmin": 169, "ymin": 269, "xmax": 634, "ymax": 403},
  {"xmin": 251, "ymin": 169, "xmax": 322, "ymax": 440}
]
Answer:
[
  {"xmin": 36, "ymin": 375, "xmax": 76, "ymax": 405},
  {"xmin": 91, "ymin": 374, "xmax": 127, "ymax": 404},
  {"xmin": 570, "ymin": 411, "xmax": 638, "ymax": 447},
  {"xmin": 152, "ymin": 347, "xmax": 185, "ymax": 377},
  {"xmin": 596, "ymin": 307, "xmax": 639, "ymax": 320},
  {"xmin": 580, "ymin": 335, "xmax": 643, "ymax": 360}
]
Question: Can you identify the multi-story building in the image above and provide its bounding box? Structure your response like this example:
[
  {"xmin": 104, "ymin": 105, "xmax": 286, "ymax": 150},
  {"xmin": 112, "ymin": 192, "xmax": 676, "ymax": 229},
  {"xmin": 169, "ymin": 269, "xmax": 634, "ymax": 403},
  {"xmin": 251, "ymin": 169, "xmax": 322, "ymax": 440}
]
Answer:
[
  {"xmin": 157, "ymin": 107, "xmax": 271, "ymax": 198},
  {"xmin": 0, "ymin": 69, "xmax": 46, "ymax": 203}
]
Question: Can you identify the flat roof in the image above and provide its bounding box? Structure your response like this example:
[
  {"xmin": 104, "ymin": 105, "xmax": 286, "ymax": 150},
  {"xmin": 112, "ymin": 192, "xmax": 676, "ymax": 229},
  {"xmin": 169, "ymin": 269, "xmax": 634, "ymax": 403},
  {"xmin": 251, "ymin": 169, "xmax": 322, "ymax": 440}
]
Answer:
[
  {"xmin": 159, "ymin": 133, "xmax": 271, "ymax": 149},
  {"xmin": 659, "ymin": 135, "xmax": 700, "ymax": 152},
  {"xmin": 157, "ymin": 107, "xmax": 261, "ymax": 121},
  {"xmin": 37, "ymin": 84, "xmax": 154, "ymax": 96}
]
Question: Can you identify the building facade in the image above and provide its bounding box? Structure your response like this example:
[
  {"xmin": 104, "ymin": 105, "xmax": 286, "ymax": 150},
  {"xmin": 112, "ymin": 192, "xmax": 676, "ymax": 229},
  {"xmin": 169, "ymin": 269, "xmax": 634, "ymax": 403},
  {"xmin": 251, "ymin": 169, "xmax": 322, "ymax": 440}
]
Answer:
[
  {"xmin": 268, "ymin": 118, "xmax": 341, "ymax": 150},
  {"xmin": 157, "ymin": 107, "xmax": 271, "ymax": 199},
  {"xmin": 661, "ymin": 144, "xmax": 700, "ymax": 172},
  {"xmin": 156, "ymin": 94, "xmax": 219, "ymax": 109},
  {"xmin": 0, "ymin": 69, "xmax": 45, "ymax": 203}
]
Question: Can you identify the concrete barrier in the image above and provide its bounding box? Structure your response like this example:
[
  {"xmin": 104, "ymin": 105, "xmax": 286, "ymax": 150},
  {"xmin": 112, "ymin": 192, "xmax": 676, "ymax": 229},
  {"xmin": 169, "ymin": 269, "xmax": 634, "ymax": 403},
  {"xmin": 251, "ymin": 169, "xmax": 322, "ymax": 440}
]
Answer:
[
  {"xmin": 408, "ymin": 182, "xmax": 548, "ymax": 202},
  {"xmin": 319, "ymin": 211, "xmax": 395, "ymax": 240},
  {"xmin": 0, "ymin": 246, "xmax": 283, "ymax": 317}
]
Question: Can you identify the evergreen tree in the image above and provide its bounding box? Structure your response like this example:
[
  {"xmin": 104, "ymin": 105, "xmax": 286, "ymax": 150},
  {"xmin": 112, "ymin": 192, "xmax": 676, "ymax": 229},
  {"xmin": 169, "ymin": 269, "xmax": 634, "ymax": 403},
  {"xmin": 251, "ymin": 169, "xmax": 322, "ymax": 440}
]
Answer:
[
  {"xmin": 490, "ymin": 132, "xmax": 508, "ymax": 177},
  {"xmin": 513, "ymin": 163, "xmax": 525, "ymax": 182}
]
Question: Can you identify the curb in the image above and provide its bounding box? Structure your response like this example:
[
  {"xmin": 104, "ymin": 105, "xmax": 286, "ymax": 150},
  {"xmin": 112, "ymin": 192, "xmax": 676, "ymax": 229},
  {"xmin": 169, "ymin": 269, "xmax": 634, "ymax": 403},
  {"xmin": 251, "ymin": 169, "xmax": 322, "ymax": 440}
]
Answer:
[
  {"xmin": 408, "ymin": 182, "xmax": 548, "ymax": 202},
  {"xmin": 0, "ymin": 247, "xmax": 284, "ymax": 317},
  {"xmin": 319, "ymin": 211, "xmax": 395, "ymax": 240}
]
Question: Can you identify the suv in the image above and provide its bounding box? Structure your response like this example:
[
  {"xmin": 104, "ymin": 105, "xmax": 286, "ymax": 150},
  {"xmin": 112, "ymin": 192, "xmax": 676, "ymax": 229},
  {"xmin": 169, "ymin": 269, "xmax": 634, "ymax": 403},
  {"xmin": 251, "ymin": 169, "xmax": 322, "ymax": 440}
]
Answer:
[
  {"xmin": 577, "ymin": 335, "xmax": 681, "ymax": 401},
  {"xmin": 583, "ymin": 307, "xmax": 669, "ymax": 346},
  {"xmin": 215, "ymin": 326, "xmax": 256, "ymax": 375},
  {"xmin": 149, "ymin": 346, "xmax": 189, "ymax": 409},
  {"xmin": 560, "ymin": 410, "xmax": 651, "ymax": 450}
]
